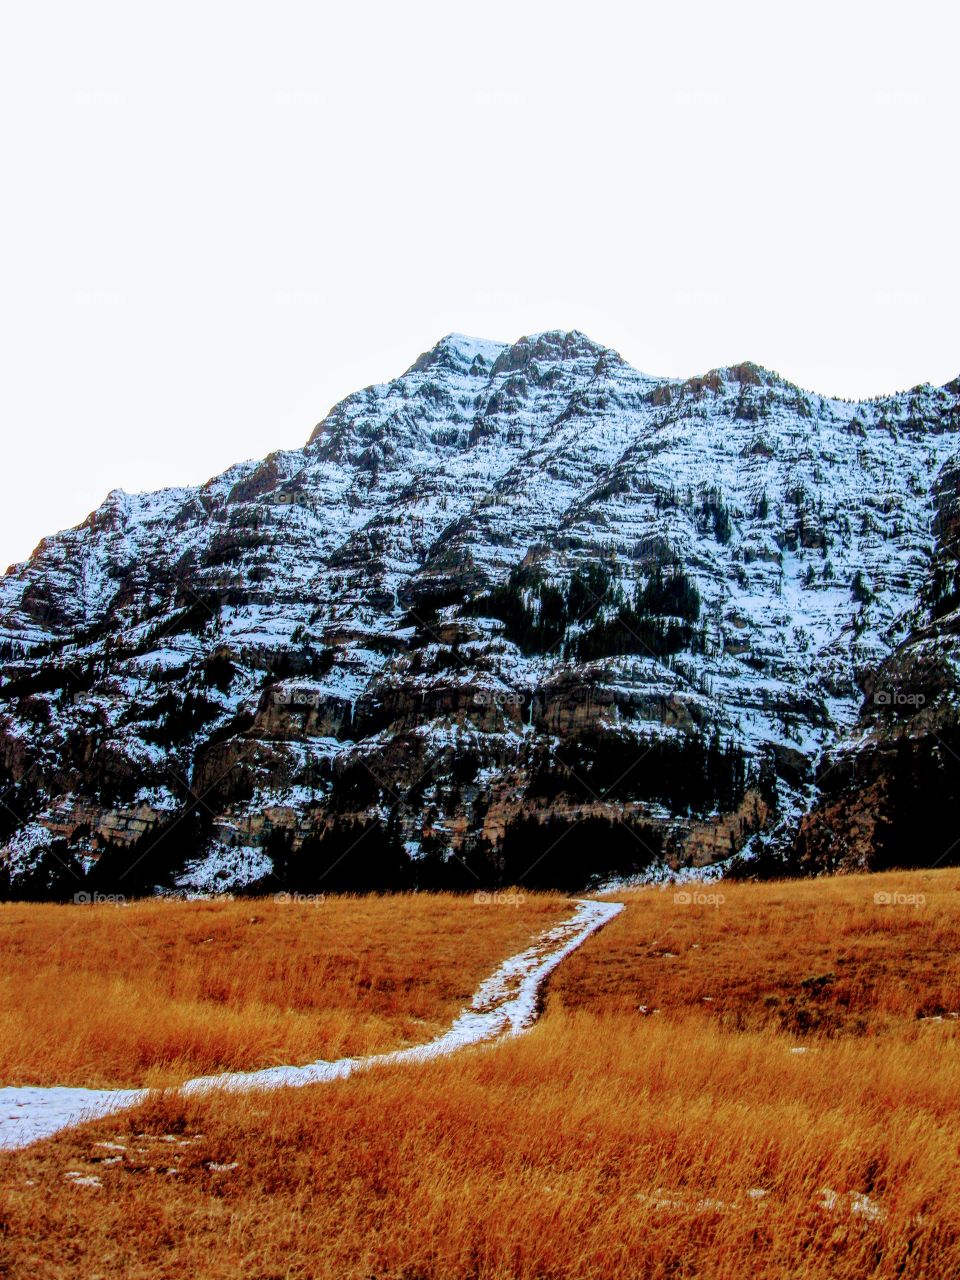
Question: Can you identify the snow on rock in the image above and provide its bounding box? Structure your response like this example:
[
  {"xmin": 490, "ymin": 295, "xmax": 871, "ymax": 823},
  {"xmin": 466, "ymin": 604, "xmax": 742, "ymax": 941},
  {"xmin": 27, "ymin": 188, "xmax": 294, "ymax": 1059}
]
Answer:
[{"xmin": 175, "ymin": 844, "xmax": 273, "ymax": 894}]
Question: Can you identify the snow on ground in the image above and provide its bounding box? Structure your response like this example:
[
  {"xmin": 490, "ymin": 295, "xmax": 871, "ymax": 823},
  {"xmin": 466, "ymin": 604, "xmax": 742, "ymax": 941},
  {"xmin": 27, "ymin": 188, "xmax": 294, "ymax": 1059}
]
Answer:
[
  {"xmin": 0, "ymin": 898, "xmax": 622, "ymax": 1151},
  {"xmin": 0, "ymin": 1086, "xmax": 147, "ymax": 1152}
]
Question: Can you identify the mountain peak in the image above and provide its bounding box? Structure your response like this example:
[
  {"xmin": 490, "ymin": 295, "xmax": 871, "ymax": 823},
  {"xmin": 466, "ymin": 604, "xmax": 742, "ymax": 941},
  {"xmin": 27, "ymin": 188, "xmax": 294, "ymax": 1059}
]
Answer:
[
  {"xmin": 407, "ymin": 330, "xmax": 617, "ymax": 381},
  {"xmin": 490, "ymin": 330, "xmax": 617, "ymax": 377},
  {"xmin": 407, "ymin": 333, "xmax": 507, "ymax": 376}
]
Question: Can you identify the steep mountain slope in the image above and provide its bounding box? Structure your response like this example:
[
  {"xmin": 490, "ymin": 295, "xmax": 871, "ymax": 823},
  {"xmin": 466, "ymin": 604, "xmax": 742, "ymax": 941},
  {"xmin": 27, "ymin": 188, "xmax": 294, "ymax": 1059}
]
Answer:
[
  {"xmin": 794, "ymin": 450, "xmax": 960, "ymax": 872},
  {"xmin": 1, "ymin": 332, "xmax": 958, "ymax": 895}
]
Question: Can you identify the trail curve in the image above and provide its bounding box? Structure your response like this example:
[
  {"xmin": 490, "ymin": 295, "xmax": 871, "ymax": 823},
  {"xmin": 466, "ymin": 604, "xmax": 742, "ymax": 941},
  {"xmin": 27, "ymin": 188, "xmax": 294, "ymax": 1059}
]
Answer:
[{"xmin": 0, "ymin": 898, "xmax": 623, "ymax": 1151}]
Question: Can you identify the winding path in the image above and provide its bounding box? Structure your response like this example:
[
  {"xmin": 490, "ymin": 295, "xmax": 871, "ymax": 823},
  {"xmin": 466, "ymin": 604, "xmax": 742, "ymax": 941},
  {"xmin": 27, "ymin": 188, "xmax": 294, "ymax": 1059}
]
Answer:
[{"xmin": 0, "ymin": 898, "xmax": 623, "ymax": 1152}]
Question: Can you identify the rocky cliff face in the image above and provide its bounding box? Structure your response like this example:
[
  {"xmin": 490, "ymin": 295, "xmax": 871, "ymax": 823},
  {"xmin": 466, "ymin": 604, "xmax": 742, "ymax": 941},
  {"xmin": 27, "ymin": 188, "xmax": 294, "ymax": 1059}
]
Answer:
[
  {"xmin": 794, "ymin": 454, "xmax": 960, "ymax": 873},
  {"xmin": 1, "ymin": 331, "xmax": 958, "ymax": 895}
]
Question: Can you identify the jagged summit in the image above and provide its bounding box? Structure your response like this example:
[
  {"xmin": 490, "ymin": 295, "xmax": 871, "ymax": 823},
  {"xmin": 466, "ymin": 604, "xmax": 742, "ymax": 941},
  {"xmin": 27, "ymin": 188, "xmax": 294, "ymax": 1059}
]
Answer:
[
  {"xmin": 406, "ymin": 330, "xmax": 620, "ymax": 382},
  {"xmin": 407, "ymin": 333, "xmax": 507, "ymax": 376},
  {"xmin": 1, "ymin": 332, "xmax": 959, "ymax": 895}
]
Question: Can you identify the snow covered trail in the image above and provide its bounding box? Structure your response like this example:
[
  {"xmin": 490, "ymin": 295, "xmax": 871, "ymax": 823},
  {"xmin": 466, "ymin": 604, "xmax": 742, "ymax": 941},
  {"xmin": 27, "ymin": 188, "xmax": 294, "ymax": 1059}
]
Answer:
[{"xmin": 0, "ymin": 898, "xmax": 622, "ymax": 1151}]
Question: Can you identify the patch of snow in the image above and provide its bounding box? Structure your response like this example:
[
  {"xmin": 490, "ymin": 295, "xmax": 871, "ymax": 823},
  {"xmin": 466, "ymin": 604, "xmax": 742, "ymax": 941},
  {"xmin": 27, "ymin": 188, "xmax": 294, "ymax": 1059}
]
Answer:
[
  {"xmin": 175, "ymin": 844, "xmax": 273, "ymax": 894},
  {"xmin": 0, "ymin": 1087, "xmax": 146, "ymax": 1150},
  {"xmin": 0, "ymin": 898, "xmax": 622, "ymax": 1150}
]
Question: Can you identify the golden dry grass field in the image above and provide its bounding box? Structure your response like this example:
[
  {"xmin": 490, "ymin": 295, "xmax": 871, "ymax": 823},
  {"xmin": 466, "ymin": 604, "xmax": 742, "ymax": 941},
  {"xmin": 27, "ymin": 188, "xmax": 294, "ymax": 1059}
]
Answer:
[
  {"xmin": 0, "ymin": 892, "xmax": 569, "ymax": 1088},
  {"xmin": 2, "ymin": 869, "xmax": 959, "ymax": 1279}
]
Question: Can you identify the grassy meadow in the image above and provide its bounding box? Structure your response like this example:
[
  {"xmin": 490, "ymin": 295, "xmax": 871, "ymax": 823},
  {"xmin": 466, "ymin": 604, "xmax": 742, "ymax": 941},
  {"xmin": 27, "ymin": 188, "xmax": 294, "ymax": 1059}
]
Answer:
[
  {"xmin": 0, "ymin": 891, "xmax": 568, "ymax": 1088},
  {"xmin": 1, "ymin": 869, "xmax": 958, "ymax": 1278}
]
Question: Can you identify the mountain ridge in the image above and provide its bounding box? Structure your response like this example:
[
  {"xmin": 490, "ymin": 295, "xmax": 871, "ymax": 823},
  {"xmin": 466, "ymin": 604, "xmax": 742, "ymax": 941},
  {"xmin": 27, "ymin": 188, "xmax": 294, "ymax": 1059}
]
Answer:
[{"xmin": 10, "ymin": 329, "xmax": 958, "ymax": 579}]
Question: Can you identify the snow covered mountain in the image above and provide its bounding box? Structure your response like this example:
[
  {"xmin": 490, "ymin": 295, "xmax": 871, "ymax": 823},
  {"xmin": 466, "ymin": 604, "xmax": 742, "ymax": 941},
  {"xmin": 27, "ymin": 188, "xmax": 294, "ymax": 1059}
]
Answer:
[{"xmin": 2, "ymin": 331, "xmax": 958, "ymax": 895}]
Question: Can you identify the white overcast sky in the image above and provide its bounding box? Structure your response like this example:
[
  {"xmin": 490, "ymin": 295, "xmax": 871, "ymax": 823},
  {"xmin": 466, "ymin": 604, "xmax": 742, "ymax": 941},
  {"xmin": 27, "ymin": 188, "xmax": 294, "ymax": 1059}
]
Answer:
[{"xmin": 1, "ymin": 0, "xmax": 957, "ymax": 569}]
